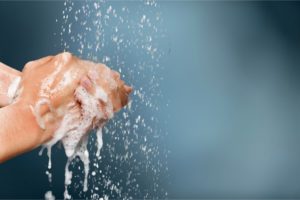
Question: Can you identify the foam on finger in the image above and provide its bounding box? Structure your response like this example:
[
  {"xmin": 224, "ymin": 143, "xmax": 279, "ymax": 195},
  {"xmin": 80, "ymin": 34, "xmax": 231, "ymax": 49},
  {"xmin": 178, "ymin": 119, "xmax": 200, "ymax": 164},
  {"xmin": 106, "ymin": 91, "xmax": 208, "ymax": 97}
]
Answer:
[
  {"xmin": 17, "ymin": 54, "xmax": 131, "ymax": 199},
  {"xmin": 40, "ymin": 81, "xmax": 114, "ymax": 199}
]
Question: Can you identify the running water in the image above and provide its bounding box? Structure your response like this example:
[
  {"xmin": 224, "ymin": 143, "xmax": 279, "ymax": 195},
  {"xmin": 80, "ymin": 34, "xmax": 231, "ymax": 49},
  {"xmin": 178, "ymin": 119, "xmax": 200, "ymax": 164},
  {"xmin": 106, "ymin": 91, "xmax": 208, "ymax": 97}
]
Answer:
[{"xmin": 43, "ymin": 0, "xmax": 169, "ymax": 199}]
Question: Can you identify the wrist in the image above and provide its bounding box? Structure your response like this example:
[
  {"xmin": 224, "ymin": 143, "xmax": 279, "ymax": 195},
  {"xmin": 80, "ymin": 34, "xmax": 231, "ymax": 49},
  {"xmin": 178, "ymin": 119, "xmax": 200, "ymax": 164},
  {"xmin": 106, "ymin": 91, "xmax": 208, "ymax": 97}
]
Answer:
[
  {"xmin": 14, "ymin": 100, "xmax": 52, "ymax": 145},
  {"xmin": 0, "ymin": 101, "xmax": 41, "ymax": 162},
  {"xmin": 0, "ymin": 62, "xmax": 21, "ymax": 107}
]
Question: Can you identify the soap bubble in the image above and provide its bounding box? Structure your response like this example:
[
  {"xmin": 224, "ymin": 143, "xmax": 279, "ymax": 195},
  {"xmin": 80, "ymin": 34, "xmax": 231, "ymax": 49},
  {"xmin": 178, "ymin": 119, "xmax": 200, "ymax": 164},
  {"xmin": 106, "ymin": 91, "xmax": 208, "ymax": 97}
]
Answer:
[{"xmin": 52, "ymin": 0, "xmax": 169, "ymax": 199}]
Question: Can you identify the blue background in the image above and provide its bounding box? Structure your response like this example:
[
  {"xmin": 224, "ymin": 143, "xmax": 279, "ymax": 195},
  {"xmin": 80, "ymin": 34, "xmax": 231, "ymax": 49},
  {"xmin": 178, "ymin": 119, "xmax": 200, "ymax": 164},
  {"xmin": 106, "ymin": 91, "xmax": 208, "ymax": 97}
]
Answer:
[{"xmin": 1, "ymin": 1, "xmax": 300, "ymax": 199}]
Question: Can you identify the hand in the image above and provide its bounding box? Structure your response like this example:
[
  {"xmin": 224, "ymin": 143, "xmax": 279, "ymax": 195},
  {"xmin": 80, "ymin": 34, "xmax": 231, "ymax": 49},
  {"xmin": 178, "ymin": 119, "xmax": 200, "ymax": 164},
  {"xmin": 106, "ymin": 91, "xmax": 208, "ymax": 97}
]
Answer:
[
  {"xmin": 0, "ymin": 52, "xmax": 132, "ymax": 163},
  {"xmin": 17, "ymin": 52, "xmax": 132, "ymax": 144}
]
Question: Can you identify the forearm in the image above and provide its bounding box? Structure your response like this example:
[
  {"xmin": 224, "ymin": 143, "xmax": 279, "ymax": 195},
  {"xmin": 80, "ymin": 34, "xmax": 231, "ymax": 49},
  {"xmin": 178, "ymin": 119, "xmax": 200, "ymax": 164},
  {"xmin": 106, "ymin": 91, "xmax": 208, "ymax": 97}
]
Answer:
[
  {"xmin": 0, "ymin": 101, "xmax": 44, "ymax": 163},
  {"xmin": 0, "ymin": 62, "xmax": 21, "ymax": 107}
]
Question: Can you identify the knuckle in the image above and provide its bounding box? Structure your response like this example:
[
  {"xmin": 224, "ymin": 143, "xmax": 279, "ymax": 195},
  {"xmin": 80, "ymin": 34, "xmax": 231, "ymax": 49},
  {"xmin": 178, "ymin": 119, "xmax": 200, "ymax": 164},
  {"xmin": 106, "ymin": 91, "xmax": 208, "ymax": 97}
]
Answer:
[{"xmin": 23, "ymin": 61, "xmax": 34, "ymax": 72}]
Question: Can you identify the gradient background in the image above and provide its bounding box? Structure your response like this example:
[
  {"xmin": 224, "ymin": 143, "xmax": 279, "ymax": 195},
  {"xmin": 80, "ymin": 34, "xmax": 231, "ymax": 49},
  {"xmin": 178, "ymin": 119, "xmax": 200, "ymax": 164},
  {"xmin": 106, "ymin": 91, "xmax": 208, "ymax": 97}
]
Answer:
[{"xmin": 1, "ymin": 1, "xmax": 300, "ymax": 199}]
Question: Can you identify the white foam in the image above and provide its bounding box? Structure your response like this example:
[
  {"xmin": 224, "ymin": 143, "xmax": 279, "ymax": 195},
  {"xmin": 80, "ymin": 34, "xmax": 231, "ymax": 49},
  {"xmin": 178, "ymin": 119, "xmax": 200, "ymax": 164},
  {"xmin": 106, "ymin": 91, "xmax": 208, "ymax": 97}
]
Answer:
[
  {"xmin": 30, "ymin": 98, "xmax": 54, "ymax": 130},
  {"xmin": 37, "ymin": 83, "xmax": 114, "ymax": 199},
  {"xmin": 21, "ymin": 59, "xmax": 125, "ymax": 199},
  {"xmin": 40, "ymin": 52, "xmax": 71, "ymax": 98},
  {"xmin": 95, "ymin": 87, "xmax": 108, "ymax": 103},
  {"xmin": 64, "ymin": 158, "xmax": 72, "ymax": 200},
  {"xmin": 7, "ymin": 76, "xmax": 21, "ymax": 104},
  {"xmin": 47, "ymin": 146, "xmax": 52, "ymax": 169},
  {"xmin": 96, "ymin": 128, "xmax": 103, "ymax": 157},
  {"xmin": 74, "ymin": 135, "xmax": 90, "ymax": 192},
  {"xmin": 45, "ymin": 170, "xmax": 52, "ymax": 183},
  {"xmin": 101, "ymin": 68, "xmax": 118, "ymax": 90},
  {"xmin": 45, "ymin": 191, "xmax": 55, "ymax": 200},
  {"xmin": 31, "ymin": 55, "xmax": 69, "ymax": 131},
  {"xmin": 50, "ymin": 70, "xmax": 73, "ymax": 95},
  {"xmin": 40, "ymin": 62, "xmax": 62, "ymax": 98},
  {"xmin": 61, "ymin": 85, "xmax": 113, "ymax": 197}
]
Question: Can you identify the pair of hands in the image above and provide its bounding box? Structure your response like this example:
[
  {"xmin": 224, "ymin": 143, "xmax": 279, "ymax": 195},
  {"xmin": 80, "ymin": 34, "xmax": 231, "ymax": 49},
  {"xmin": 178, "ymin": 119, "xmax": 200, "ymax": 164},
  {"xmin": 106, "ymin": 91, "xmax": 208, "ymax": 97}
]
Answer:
[
  {"xmin": 20, "ymin": 52, "xmax": 131, "ymax": 143},
  {"xmin": 0, "ymin": 52, "xmax": 132, "ymax": 162}
]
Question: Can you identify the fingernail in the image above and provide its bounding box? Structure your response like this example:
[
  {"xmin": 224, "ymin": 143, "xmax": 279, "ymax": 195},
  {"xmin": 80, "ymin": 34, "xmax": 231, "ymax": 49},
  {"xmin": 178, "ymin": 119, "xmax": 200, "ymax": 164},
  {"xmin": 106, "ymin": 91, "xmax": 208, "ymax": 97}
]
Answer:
[{"xmin": 80, "ymin": 77, "xmax": 93, "ymax": 90}]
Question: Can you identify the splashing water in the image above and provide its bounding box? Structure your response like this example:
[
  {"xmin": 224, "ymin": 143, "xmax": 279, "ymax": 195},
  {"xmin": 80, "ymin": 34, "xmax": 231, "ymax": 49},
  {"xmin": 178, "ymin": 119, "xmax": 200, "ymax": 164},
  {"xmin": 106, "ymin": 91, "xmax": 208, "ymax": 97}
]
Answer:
[{"xmin": 46, "ymin": 0, "xmax": 169, "ymax": 199}]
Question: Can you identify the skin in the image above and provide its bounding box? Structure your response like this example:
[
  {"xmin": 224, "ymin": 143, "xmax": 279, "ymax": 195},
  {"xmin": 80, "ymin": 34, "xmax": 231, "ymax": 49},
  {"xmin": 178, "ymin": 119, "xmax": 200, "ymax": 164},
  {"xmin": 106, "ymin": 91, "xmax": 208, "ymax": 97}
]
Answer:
[
  {"xmin": 0, "ymin": 52, "xmax": 132, "ymax": 163},
  {"xmin": 0, "ymin": 62, "xmax": 21, "ymax": 106}
]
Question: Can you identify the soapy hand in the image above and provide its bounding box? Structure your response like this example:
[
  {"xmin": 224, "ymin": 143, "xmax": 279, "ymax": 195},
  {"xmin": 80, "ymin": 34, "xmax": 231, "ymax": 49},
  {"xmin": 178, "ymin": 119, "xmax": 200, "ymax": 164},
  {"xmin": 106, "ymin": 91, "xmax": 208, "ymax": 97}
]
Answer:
[
  {"xmin": 0, "ymin": 52, "xmax": 132, "ymax": 163},
  {"xmin": 16, "ymin": 52, "xmax": 132, "ymax": 144}
]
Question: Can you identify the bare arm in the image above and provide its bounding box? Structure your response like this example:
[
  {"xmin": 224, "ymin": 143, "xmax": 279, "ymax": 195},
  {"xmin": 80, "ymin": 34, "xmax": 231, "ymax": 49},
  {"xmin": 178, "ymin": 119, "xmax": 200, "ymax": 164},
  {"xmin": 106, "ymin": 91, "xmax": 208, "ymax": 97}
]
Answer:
[
  {"xmin": 0, "ymin": 101, "xmax": 44, "ymax": 163},
  {"xmin": 0, "ymin": 52, "xmax": 132, "ymax": 163}
]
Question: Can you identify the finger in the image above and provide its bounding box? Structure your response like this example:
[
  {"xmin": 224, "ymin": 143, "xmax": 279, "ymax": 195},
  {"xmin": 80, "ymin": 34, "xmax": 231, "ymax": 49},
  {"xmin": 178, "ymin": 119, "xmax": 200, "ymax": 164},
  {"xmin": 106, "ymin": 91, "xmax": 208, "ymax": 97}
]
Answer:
[
  {"xmin": 49, "ymin": 70, "xmax": 82, "ymax": 108},
  {"xmin": 124, "ymin": 85, "xmax": 133, "ymax": 94},
  {"xmin": 80, "ymin": 76, "xmax": 96, "ymax": 95},
  {"xmin": 120, "ymin": 84, "xmax": 132, "ymax": 107}
]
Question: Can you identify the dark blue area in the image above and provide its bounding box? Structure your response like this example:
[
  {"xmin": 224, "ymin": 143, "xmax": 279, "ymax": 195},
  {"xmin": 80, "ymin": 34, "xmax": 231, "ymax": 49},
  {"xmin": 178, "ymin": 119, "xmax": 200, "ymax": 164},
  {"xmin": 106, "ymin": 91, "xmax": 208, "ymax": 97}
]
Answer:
[{"xmin": 1, "ymin": 1, "xmax": 300, "ymax": 199}]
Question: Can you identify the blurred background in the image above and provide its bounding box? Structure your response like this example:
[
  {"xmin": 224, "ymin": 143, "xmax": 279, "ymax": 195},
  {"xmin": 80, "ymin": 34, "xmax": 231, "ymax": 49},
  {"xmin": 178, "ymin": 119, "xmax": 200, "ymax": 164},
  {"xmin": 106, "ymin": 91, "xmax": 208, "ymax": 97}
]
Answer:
[{"xmin": 1, "ymin": 1, "xmax": 300, "ymax": 199}]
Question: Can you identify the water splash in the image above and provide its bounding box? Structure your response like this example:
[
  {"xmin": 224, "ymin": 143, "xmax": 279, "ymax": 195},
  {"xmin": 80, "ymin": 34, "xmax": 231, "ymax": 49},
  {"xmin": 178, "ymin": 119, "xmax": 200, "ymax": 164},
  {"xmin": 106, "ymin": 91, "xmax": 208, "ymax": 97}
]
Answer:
[{"xmin": 50, "ymin": 0, "xmax": 169, "ymax": 199}]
